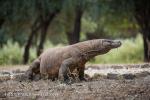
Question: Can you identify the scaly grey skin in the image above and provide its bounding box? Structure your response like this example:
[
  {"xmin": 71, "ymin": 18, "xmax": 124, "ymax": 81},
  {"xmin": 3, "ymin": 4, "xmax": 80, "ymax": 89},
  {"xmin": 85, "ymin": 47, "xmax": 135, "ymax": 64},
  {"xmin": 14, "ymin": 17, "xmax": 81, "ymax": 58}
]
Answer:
[{"xmin": 25, "ymin": 39, "xmax": 121, "ymax": 83}]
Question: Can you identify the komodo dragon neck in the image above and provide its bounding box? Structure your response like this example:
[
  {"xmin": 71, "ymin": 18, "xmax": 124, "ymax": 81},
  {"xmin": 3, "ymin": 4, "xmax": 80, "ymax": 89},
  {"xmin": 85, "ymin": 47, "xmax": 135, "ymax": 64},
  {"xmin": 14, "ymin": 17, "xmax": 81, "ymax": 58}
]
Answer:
[{"xmin": 72, "ymin": 39, "xmax": 109, "ymax": 61}]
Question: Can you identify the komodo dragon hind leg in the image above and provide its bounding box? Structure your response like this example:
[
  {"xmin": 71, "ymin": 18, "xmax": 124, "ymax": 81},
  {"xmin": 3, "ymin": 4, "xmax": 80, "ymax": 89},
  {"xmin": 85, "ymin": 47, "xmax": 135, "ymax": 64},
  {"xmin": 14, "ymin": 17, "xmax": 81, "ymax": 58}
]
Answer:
[
  {"xmin": 58, "ymin": 58, "xmax": 76, "ymax": 84},
  {"xmin": 25, "ymin": 59, "xmax": 40, "ymax": 80}
]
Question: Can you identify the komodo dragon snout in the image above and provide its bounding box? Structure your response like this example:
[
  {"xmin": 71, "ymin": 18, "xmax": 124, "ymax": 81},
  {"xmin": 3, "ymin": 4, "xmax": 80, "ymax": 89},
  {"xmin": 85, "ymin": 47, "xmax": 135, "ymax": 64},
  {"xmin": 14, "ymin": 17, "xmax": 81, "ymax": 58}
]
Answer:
[{"xmin": 102, "ymin": 39, "xmax": 121, "ymax": 49}]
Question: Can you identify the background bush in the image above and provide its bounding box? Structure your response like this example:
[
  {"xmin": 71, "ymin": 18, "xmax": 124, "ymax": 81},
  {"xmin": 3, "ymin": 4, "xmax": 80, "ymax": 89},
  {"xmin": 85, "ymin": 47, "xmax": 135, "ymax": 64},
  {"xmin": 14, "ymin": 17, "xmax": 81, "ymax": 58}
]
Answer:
[{"xmin": 0, "ymin": 34, "xmax": 143, "ymax": 65}]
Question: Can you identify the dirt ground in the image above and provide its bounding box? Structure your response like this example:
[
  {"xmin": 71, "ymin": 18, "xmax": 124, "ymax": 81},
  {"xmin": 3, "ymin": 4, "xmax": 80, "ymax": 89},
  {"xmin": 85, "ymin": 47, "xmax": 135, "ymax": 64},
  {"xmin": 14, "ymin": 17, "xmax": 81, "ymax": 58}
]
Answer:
[{"xmin": 0, "ymin": 64, "xmax": 150, "ymax": 100}]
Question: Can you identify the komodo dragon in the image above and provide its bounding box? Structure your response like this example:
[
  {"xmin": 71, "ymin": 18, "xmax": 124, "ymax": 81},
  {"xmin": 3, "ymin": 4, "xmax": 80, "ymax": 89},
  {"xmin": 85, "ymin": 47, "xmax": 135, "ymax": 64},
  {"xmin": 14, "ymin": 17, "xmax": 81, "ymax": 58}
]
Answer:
[{"xmin": 25, "ymin": 39, "xmax": 121, "ymax": 83}]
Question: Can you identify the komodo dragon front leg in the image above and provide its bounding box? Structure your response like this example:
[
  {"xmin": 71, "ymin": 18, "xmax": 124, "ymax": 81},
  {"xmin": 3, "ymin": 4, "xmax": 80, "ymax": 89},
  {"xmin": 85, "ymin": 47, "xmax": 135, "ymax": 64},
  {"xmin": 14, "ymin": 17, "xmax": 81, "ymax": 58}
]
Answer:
[
  {"xmin": 58, "ymin": 57, "xmax": 78, "ymax": 84},
  {"xmin": 77, "ymin": 65, "xmax": 87, "ymax": 81}
]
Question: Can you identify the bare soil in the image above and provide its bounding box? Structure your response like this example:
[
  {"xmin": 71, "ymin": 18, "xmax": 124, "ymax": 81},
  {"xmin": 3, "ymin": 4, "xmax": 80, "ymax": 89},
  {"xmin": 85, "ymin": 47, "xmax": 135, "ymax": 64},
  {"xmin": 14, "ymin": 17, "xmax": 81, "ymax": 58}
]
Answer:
[{"xmin": 0, "ymin": 64, "xmax": 150, "ymax": 100}]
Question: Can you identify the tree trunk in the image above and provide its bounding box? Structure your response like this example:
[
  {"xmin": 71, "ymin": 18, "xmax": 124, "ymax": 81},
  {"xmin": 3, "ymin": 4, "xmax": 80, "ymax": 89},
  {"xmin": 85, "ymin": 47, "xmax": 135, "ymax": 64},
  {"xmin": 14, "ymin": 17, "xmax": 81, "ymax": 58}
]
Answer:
[
  {"xmin": 134, "ymin": 0, "xmax": 150, "ymax": 62},
  {"xmin": 67, "ymin": 6, "xmax": 83, "ymax": 44},
  {"xmin": 66, "ymin": 32, "xmax": 75, "ymax": 44},
  {"xmin": 36, "ymin": 23, "xmax": 48, "ymax": 56},
  {"xmin": 36, "ymin": 12, "xmax": 58, "ymax": 56},
  {"xmin": 23, "ymin": 30, "xmax": 35, "ymax": 64},
  {"xmin": 142, "ymin": 30, "xmax": 150, "ymax": 62},
  {"xmin": 0, "ymin": 19, "xmax": 4, "ymax": 29},
  {"xmin": 23, "ymin": 18, "xmax": 41, "ymax": 64},
  {"xmin": 0, "ymin": 19, "xmax": 5, "ymax": 48}
]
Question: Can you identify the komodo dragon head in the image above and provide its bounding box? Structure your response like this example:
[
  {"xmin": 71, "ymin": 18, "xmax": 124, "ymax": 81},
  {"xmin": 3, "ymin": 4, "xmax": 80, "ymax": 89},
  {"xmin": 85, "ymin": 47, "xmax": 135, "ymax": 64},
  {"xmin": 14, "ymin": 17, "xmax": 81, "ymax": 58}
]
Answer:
[
  {"xmin": 82, "ymin": 39, "xmax": 122, "ymax": 59},
  {"xmin": 102, "ymin": 39, "xmax": 121, "ymax": 50},
  {"xmin": 96, "ymin": 39, "xmax": 121, "ymax": 54}
]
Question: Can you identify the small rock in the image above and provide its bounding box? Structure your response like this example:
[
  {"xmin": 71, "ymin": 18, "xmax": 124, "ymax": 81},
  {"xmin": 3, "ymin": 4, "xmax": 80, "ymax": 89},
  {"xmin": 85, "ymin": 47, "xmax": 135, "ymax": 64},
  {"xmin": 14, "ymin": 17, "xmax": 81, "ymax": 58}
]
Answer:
[
  {"xmin": 93, "ymin": 73, "xmax": 106, "ymax": 80},
  {"xmin": 0, "ymin": 71, "xmax": 10, "ymax": 75},
  {"xmin": 140, "ymin": 64, "xmax": 150, "ymax": 68},
  {"xmin": 122, "ymin": 74, "xmax": 135, "ymax": 79},
  {"xmin": 107, "ymin": 73, "xmax": 119, "ymax": 79},
  {"xmin": 135, "ymin": 71, "xmax": 150, "ymax": 78}
]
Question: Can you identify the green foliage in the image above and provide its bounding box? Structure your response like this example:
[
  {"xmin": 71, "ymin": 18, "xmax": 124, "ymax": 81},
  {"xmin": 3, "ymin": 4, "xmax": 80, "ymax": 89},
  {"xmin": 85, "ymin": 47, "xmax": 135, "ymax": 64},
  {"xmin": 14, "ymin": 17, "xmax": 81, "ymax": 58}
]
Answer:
[
  {"xmin": 0, "ymin": 34, "xmax": 144, "ymax": 65},
  {"xmin": 81, "ymin": 17, "xmax": 97, "ymax": 33},
  {"xmin": 0, "ymin": 40, "xmax": 35, "ymax": 65},
  {"xmin": 0, "ymin": 40, "xmax": 22, "ymax": 65},
  {"xmin": 91, "ymin": 34, "xmax": 143, "ymax": 64}
]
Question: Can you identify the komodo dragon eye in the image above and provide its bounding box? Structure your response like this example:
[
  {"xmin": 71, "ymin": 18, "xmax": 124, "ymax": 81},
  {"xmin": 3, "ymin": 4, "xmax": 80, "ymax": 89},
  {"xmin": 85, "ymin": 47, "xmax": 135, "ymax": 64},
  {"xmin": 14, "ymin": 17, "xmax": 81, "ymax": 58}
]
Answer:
[{"xmin": 102, "ymin": 40, "xmax": 111, "ymax": 47}]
